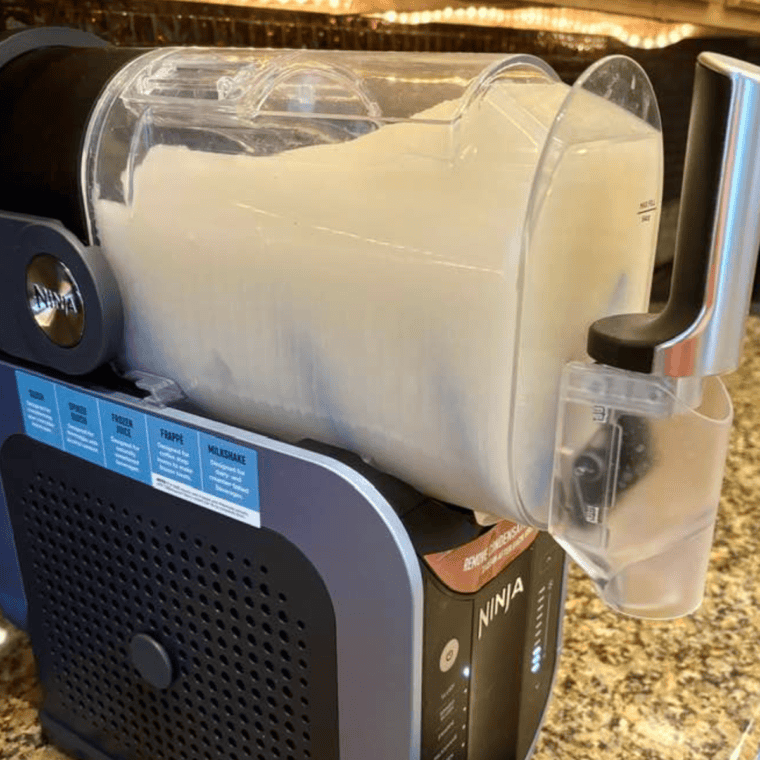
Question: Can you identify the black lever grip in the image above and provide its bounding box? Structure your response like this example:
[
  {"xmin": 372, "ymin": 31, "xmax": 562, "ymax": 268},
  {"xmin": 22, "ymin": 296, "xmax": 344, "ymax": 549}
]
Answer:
[{"xmin": 588, "ymin": 53, "xmax": 760, "ymax": 377}]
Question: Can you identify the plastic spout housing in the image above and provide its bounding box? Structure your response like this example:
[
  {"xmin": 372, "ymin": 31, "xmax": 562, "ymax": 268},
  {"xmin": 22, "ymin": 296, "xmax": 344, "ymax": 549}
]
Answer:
[
  {"xmin": 551, "ymin": 53, "xmax": 760, "ymax": 618},
  {"xmin": 550, "ymin": 363, "xmax": 732, "ymax": 618}
]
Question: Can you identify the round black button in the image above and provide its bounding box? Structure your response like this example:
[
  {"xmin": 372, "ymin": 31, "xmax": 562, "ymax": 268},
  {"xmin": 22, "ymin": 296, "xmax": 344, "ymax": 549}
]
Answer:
[{"xmin": 129, "ymin": 633, "xmax": 174, "ymax": 690}]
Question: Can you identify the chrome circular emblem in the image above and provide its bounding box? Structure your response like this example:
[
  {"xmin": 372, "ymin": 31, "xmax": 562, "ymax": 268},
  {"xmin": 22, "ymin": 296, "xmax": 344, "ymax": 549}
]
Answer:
[{"xmin": 26, "ymin": 254, "xmax": 85, "ymax": 347}]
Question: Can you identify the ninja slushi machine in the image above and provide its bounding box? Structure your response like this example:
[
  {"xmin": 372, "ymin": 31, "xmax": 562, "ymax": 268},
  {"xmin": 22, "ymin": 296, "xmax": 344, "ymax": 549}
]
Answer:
[{"xmin": 0, "ymin": 25, "xmax": 759, "ymax": 760}]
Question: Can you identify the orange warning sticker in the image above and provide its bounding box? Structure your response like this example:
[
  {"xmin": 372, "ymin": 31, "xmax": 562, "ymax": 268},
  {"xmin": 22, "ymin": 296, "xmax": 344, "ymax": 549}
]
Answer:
[{"xmin": 424, "ymin": 521, "xmax": 538, "ymax": 594}]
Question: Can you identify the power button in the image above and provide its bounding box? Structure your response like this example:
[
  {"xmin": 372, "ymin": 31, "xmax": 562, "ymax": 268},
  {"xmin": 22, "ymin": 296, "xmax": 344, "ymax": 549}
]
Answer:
[{"xmin": 439, "ymin": 638, "xmax": 459, "ymax": 673}]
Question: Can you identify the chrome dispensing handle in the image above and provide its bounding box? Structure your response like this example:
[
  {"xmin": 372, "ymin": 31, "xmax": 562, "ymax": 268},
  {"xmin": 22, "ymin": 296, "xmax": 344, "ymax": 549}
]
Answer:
[{"xmin": 588, "ymin": 52, "xmax": 760, "ymax": 378}]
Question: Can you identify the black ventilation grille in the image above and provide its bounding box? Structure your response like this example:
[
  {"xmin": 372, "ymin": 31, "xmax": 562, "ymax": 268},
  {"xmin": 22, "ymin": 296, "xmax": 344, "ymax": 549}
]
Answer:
[{"xmin": 1, "ymin": 434, "xmax": 339, "ymax": 760}]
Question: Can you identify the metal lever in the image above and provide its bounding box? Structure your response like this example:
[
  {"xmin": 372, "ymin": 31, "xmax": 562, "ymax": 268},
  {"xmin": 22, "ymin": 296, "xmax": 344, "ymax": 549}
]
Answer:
[{"xmin": 588, "ymin": 52, "xmax": 760, "ymax": 377}]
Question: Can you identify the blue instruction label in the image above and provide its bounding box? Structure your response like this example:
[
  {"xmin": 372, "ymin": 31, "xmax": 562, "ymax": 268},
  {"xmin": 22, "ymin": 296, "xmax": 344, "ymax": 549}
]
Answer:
[
  {"xmin": 200, "ymin": 433, "xmax": 259, "ymax": 515},
  {"xmin": 57, "ymin": 386, "xmax": 106, "ymax": 467},
  {"xmin": 100, "ymin": 400, "xmax": 152, "ymax": 484},
  {"xmin": 16, "ymin": 373, "xmax": 63, "ymax": 449},
  {"xmin": 15, "ymin": 370, "xmax": 260, "ymax": 527},
  {"xmin": 146, "ymin": 416, "xmax": 203, "ymax": 490}
]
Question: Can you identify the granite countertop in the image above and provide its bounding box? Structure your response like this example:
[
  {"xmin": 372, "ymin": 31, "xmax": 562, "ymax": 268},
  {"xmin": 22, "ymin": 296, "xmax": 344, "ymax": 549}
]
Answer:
[{"xmin": 3, "ymin": 320, "xmax": 760, "ymax": 760}]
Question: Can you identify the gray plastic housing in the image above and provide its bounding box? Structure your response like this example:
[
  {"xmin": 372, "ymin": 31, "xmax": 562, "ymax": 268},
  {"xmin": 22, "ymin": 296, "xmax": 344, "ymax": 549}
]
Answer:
[{"xmin": 0, "ymin": 213, "xmax": 124, "ymax": 376}]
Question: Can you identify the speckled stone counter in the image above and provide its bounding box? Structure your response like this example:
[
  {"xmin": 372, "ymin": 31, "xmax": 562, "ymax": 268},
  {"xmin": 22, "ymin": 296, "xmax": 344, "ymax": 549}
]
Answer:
[{"xmin": 3, "ymin": 319, "xmax": 760, "ymax": 760}]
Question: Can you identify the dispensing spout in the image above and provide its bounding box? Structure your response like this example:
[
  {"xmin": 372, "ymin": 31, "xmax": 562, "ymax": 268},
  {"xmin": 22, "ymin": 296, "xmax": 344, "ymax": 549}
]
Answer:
[
  {"xmin": 549, "ymin": 53, "xmax": 760, "ymax": 618},
  {"xmin": 588, "ymin": 53, "xmax": 760, "ymax": 378}
]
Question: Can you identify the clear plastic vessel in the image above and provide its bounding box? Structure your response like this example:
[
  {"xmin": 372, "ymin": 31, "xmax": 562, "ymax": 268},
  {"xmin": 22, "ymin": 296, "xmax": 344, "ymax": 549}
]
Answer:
[{"xmin": 83, "ymin": 49, "xmax": 663, "ymax": 532}]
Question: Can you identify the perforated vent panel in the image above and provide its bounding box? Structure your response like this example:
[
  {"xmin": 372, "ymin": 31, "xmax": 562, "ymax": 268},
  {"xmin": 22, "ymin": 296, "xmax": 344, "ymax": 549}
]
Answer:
[{"xmin": 1, "ymin": 434, "xmax": 339, "ymax": 760}]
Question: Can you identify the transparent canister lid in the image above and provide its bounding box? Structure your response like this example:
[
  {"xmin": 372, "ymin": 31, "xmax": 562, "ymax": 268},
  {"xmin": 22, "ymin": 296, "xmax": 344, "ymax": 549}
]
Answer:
[{"xmin": 508, "ymin": 55, "xmax": 663, "ymax": 528}]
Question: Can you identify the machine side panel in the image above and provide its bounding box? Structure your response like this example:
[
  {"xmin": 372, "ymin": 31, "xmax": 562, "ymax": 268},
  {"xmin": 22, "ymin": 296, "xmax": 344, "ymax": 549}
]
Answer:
[
  {"xmin": 1, "ymin": 364, "xmax": 424, "ymax": 760},
  {"xmin": 261, "ymin": 449, "xmax": 424, "ymax": 760},
  {"xmin": 2, "ymin": 435, "xmax": 341, "ymax": 760},
  {"xmin": 0, "ymin": 359, "xmax": 26, "ymax": 628}
]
